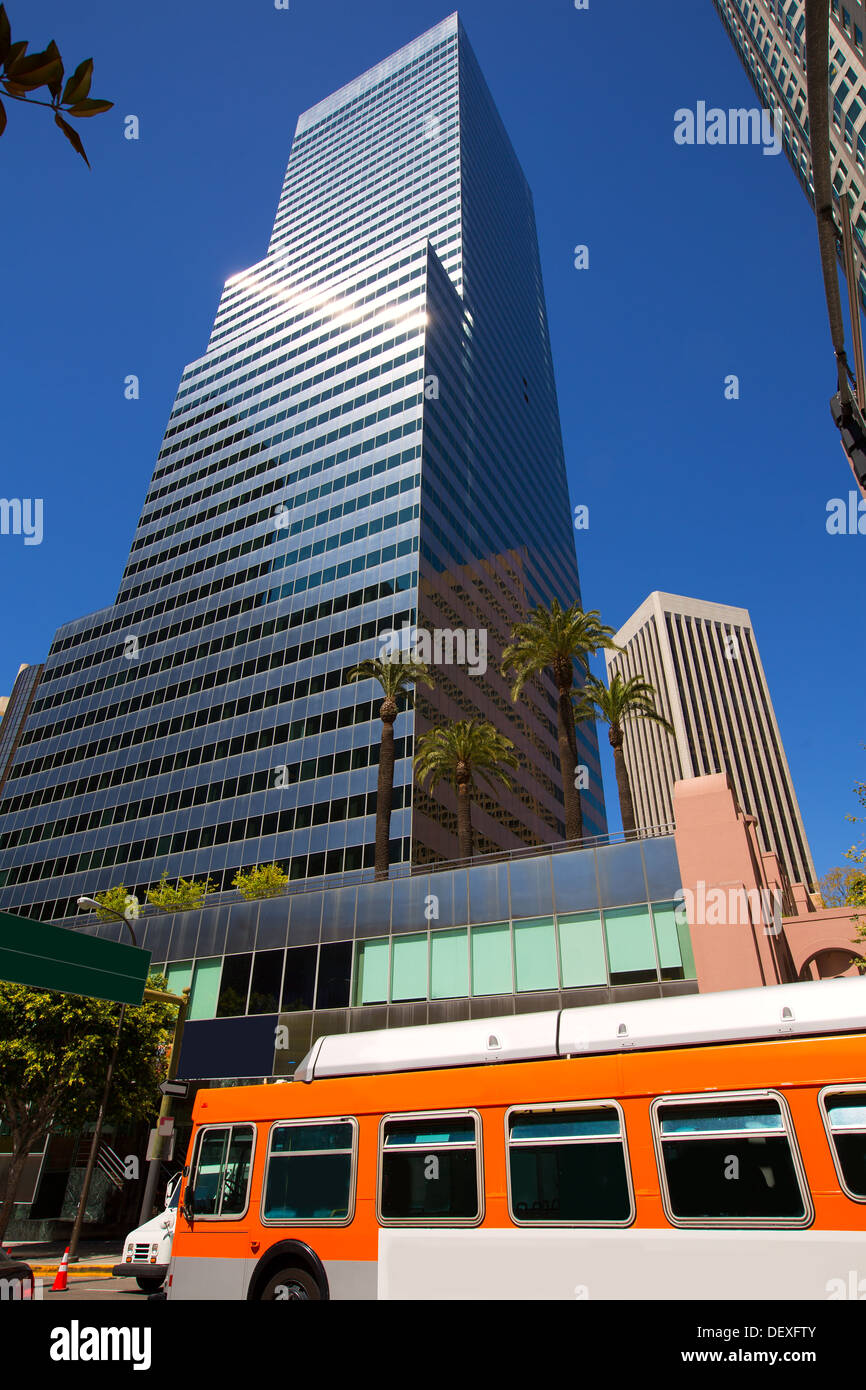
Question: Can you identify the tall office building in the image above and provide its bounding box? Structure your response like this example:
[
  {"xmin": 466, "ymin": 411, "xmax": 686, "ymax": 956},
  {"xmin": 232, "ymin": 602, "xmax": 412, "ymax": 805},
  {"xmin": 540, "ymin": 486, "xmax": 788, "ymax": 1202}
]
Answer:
[
  {"xmin": 606, "ymin": 592, "xmax": 815, "ymax": 889},
  {"xmin": 0, "ymin": 665, "xmax": 42, "ymax": 796},
  {"xmin": 0, "ymin": 14, "xmax": 604, "ymax": 923},
  {"xmin": 712, "ymin": 0, "xmax": 866, "ymax": 308}
]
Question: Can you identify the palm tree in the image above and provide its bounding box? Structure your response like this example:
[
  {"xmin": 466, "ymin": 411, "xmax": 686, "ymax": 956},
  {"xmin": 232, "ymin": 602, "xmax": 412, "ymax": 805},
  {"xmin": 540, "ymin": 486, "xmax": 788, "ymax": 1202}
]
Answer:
[
  {"xmin": 575, "ymin": 673, "xmax": 674, "ymax": 835},
  {"xmin": 346, "ymin": 655, "xmax": 433, "ymax": 879},
  {"xmin": 501, "ymin": 601, "xmax": 620, "ymax": 842},
  {"xmin": 413, "ymin": 718, "xmax": 520, "ymax": 861}
]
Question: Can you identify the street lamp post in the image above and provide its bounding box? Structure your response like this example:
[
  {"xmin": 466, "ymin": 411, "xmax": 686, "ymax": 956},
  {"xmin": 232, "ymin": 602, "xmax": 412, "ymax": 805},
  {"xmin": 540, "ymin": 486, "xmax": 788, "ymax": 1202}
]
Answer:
[
  {"xmin": 67, "ymin": 897, "xmax": 139, "ymax": 1262},
  {"xmin": 68, "ymin": 896, "xmax": 189, "ymax": 1258},
  {"xmin": 137, "ymin": 984, "xmax": 190, "ymax": 1225}
]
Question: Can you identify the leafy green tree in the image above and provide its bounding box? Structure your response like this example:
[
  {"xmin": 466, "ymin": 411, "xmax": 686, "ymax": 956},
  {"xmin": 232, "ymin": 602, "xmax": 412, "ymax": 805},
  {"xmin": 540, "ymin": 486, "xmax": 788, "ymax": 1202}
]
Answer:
[
  {"xmin": 93, "ymin": 884, "xmax": 139, "ymax": 923},
  {"xmin": 818, "ymin": 865, "xmax": 866, "ymax": 909},
  {"xmin": 0, "ymin": 5, "xmax": 113, "ymax": 166},
  {"xmin": 0, "ymin": 976, "xmax": 174, "ymax": 1243},
  {"xmin": 575, "ymin": 673, "xmax": 674, "ymax": 835},
  {"xmin": 347, "ymin": 655, "xmax": 433, "ymax": 879},
  {"xmin": 502, "ymin": 601, "xmax": 620, "ymax": 842},
  {"xmin": 146, "ymin": 872, "xmax": 217, "ymax": 913},
  {"xmin": 840, "ymin": 774, "xmax": 866, "ymax": 971},
  {"xmin": 232, "ymin": 863, "xmax": 289, "ymax": 901},
  {"xmin": 414, "ymin": 718, "xmax": 519, "ymax": 860}
]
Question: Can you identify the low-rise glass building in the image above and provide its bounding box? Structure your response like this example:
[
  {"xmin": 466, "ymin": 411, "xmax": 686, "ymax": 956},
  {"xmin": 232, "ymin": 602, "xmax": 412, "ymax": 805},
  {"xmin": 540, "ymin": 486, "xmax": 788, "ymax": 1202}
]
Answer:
[{"xmin": 85, "ymin": 832, "xmax": 691, "ymax": 1083}]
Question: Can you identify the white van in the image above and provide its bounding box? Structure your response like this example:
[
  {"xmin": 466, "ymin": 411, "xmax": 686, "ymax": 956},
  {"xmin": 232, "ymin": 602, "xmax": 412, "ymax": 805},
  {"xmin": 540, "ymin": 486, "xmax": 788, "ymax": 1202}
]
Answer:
[{"xmin": 112, "ymin": 1174, "xmax": 181, "ymax": 1293}]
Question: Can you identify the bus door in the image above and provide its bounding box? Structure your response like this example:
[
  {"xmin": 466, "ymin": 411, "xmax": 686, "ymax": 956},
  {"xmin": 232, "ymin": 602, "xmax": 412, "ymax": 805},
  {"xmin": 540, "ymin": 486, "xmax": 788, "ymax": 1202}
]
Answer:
[{"xmin": 175, "ymin": 1123, "xmax": 255, "ymax": 1299}]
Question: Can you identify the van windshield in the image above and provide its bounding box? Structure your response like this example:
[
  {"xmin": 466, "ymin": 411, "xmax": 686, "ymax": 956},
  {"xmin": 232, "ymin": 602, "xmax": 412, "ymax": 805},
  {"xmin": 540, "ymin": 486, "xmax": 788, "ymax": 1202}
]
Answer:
[{"xmin": 167, "ymin": 1181, "xmax": 181, "ymax": 1211}]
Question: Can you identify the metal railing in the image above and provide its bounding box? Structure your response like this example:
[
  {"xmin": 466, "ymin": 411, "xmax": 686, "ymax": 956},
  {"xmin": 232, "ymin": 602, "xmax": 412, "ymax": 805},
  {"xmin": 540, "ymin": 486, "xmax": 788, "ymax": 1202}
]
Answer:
[
  {"xmin": 73, "ymin": 822, "xmax": 677, "ymax": 925},
  {"xmin": 71, "ymin": 1137, "xmax": 127, "ymax": 1190}
]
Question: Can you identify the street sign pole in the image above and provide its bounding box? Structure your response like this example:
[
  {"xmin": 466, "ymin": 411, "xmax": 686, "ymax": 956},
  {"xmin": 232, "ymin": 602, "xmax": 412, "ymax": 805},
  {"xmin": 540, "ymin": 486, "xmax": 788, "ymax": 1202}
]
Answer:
[
  {"xmin": 0, "ymin": 910, "xmax": 151, "ymax": 1003},
  {"xmin": 138, "ymin": 986, "xmax": 190, "ymax": 1224},
  {"xmin": 67, "ymin": 1003, "xmax": 126, "ymax": 1262}
]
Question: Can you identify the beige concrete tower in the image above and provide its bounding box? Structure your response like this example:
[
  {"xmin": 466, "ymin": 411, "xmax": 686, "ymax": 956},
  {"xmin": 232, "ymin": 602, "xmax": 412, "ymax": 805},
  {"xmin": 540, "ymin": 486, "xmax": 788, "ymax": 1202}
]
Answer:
[{"xmin": 605, "ymin": 593, "xmax": 816, "ymax": 889}]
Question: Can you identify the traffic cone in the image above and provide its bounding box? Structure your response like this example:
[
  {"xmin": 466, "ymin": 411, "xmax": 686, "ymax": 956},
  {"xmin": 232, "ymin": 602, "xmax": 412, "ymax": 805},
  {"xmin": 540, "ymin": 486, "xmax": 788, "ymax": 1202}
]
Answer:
[{"xmin": 52, "ymin": 1247, "xmax": 71, "ymax": 1292}]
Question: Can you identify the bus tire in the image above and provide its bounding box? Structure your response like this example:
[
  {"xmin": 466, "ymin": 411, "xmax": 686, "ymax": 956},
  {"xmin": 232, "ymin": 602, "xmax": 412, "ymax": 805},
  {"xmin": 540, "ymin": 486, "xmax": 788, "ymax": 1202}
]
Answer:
[{"xmin": 259, "ymin": 1267, "xmax": 321, "ymax": 1301}]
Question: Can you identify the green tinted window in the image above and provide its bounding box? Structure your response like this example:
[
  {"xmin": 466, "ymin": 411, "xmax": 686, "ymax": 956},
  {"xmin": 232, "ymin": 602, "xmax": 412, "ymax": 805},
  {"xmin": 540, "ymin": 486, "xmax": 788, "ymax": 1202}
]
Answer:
[
  {"xmin": 558, "ymin": 914, "xmax": 607, "ymax": 987},
  {"xmin": 391, "ymin": 934, "xmax": 427, "ymax": 1001},
  {"xmin": 604, "ymin": 907, "xmax": 657, "ymax": 985},
  {"xmin": 652, "ymin": 901, "xmax": 696, "ymax": 981},
  {"xmin": 471, "ymin": 923, "xmax": 511, "ymax": 996},
  {"xmin": 355, "ymin": 938, "xmax": 389, "ymax": 1004},
  {"xmin": 188, "ymin": 957, "xmax": 222, "ymax": 1020},
  {"xmin": 430, "ymin": 929, "xmax": 469, "ymax": 999},
  {"xmin": 514, "ymin": 918, "xmax": 558, "ymax": 991}
]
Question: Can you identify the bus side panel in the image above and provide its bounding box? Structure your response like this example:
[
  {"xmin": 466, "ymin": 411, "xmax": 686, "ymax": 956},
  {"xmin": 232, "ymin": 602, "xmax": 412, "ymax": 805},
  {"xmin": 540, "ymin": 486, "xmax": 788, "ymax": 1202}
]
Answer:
[
  {"xmin": 377, "ymin": 1228, "xmax": 866, "ymax": 1301},
  {"xmin": 323, "ymin": 1260, "xmax": 377, "ymax": 1300},
  {"xmin": 167, "ymin": 1254, "xmax": 251, "ymax": 1300}
]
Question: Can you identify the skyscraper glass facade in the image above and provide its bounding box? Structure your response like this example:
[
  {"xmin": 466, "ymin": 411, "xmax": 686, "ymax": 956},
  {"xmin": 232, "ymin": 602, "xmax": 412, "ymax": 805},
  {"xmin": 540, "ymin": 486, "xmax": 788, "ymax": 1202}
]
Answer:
[
  {"xmin": 713, "ymin": 0, "xmax": 866, "ymax": 309},
  {"xmin": 0, "ymin": 13, "xmax": 604, "ymax": 923}
]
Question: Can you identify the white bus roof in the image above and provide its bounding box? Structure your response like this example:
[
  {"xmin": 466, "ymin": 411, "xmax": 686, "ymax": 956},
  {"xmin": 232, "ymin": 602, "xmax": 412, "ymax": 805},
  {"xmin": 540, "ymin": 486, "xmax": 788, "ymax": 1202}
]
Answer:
[{"xmin": 294, "ymin": 977, "xmax": 866, "ymax": 1081}]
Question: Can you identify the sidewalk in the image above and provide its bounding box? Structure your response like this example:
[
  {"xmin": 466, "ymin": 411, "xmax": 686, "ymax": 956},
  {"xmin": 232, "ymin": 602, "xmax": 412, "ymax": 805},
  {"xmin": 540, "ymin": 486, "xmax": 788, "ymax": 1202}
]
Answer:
[{"xmin": 4, "ymin": 1240, "xmax": 123, "ymax": 1277}]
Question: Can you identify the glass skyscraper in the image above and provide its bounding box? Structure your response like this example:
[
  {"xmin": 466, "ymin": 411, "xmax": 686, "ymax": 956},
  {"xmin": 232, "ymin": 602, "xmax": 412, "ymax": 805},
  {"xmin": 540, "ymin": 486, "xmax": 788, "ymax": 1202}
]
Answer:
[
  {"xmin": 712, "ymin": 0, "xmax": 866, "ymax": 309},
  {"xmin": 0, "ymin": 13, "xmax": 605, "ymax": 924}
]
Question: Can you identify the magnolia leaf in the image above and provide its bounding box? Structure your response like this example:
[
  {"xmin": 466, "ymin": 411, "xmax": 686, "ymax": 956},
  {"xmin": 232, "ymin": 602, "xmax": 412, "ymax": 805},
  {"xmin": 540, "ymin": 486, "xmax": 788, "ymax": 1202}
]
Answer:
[
  {"xmin": 44, "ymin": 39, "xmax": 63, "ymax": 99},
  {"xmin": 62, "ymin": 56, "xmax": 92, "ymax": 105},
  {"xmin": 5, "ymin": 50, "xmax": 62, "ymax": 92},
  {"xmin": 5, "ymin": 59, "xmax": 63, "ymax": 93},
  {"xmin": 66, "ymin": 96, "xmax": 113, "ymax": 118},
  {"xmin": 6, "ymin": 45, "xmax": 51, "ymax": 77},
  {"xmin": 0, "ymin": 7, "xmax": 10, "ymax": 65},
  {"xmin": 4, "ymin": 38, "xmax": 26, "ymax": 69},
  {"xmin": 0, "ymin": 97, "xmax": 5, "ymax": 137},
  {"xmin": 54, "ymin": 110, "xmax": 90, "ymax": 167}
]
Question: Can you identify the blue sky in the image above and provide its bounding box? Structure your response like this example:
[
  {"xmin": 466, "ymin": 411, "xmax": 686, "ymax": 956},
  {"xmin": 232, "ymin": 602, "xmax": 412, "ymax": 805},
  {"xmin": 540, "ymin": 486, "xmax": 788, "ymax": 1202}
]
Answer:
[{"xmin": 1, "ymin": 0, "xmax": 862, "ymax": 880}]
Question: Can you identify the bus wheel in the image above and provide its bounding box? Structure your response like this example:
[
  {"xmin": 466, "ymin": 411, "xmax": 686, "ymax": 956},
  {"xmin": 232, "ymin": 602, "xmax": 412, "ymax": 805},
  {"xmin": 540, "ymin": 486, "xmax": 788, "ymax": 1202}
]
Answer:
[{"xmin": 260, "ymin": 1268, "xmax": 321, "ymax": 1301}]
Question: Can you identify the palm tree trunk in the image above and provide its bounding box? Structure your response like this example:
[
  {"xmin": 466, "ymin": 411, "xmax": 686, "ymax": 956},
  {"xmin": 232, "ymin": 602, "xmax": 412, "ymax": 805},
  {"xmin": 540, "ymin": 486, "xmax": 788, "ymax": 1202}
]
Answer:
[
  {"xmin": 456, "ymin": 780, "xmax": 473, "ymax": 860},
  {"xmin": 557, "ymin": 685, "xmax": 583, "ymax": 842},
  {"xmin": 374, "ymin": 714, "xmax": 396, "ymax": 880},
  {"xmin": 611, "ymin": 731, "xmax": 636, "ymax": 835}
]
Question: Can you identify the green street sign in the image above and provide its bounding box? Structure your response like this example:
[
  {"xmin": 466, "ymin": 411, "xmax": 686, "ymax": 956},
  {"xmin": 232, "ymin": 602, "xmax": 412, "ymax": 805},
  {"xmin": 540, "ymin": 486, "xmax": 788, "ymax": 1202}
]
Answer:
[{"xmin": 0, "ymin": 912, "xmax": 152, "ymax": 1005}]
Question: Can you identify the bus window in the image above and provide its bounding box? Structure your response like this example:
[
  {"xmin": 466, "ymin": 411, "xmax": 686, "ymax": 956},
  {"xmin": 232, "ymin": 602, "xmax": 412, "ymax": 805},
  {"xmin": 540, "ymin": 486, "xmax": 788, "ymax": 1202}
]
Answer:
[
  {"xmin": 821, "ymin": 1088, "xmax": 866, "ymax": 1200},
  {"xmin": 262, "ymin": 1120, "xmax": 356, "ymax": 1225},
  {"xmin": 652, "ymin": 1093, "xmax": 811, "ymax": 1226},
  {"xmin": 222, "ymin": 1127, "xmax": 255, "ymax": 1215},
  {"xmin": 188, "ymin": 1124, "xmax": 255, "ymax": 1220},
  {"xmin": 379, "ymin": 1111, "xmax": 482, "ymax": 1225},
  {"xmin": 506, "ymin": 1103, "xmax": 633, "ymax": 1225}
]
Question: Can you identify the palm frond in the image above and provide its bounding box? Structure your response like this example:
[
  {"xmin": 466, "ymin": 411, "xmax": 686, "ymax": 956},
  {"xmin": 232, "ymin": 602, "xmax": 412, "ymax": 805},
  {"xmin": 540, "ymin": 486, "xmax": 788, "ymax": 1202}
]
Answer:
[
  {"xmin": 346, "ymin": 655, "xmax": 434, "ymax": 701},
  {"xmin": 501, "ymin": 600, "xmax": 620, "ymax": 697}
]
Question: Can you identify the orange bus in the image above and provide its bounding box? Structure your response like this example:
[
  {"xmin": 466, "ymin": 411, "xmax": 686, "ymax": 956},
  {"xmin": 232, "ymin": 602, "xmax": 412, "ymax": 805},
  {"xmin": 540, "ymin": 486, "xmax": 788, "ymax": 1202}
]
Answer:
[{"xmin": 166, "ymin": 976, "xmax": 866, "ymax": 1300}]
